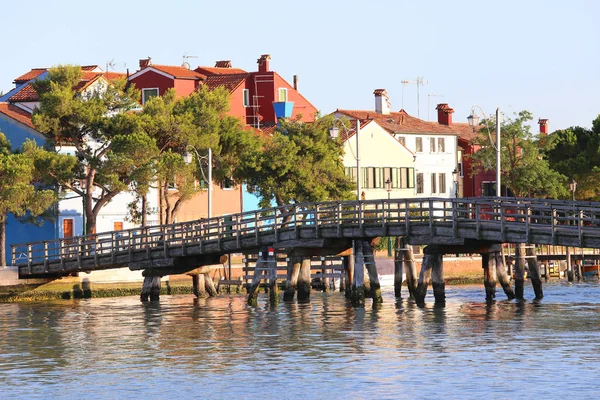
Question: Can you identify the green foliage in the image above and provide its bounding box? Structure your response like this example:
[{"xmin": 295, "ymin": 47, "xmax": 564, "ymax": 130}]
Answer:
[
  {"xmin": 243, "ymin": 116, "xmax": 354, "ymax": 208},
  {"xmin": 0, "ymin": 133, "xmax": 76, "ymax": 264},
  {"xmin": 469, "ymin": 110, "xmax": 568, "ymax": 199},
  {"xmin": 31, "ymin": 65, "xmax": 141, "ymax": 234},
  {"xmin": 543, "ymin": 115, "xmax": 600, "ymax": 200}
]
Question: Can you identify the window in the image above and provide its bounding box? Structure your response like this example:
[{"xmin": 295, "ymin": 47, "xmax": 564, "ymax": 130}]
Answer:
[
  {"xmin": 431, "ymin": 173, "xmax": 437, "ymax": 194},
  {"xmin": 397, "ymin": 136, "xmax": 406, "ymax": 146},
  {"xmin": 481, "ymin": 181, "xmax": 496, "ymax": 196},
  {"xmin": 243, "ymin": 89, "xmax": 250, "ymax": 107},
  {"xmin": 221, "ymin": 177, "xmax": 234, "ymax": 190},
  {"xmin": 439, "ymin": 173, "xmax": 446, "ymax": 194},
  {"xmin": 416, "ymin": 173, "xmax": 424, "ymax": 194},
  {"xmin": 278, "ymin": 88, "xmax": 288, "ymax": 102},
  {"xmin": 438, "ymin": 137, "xmax": 445, "ymax": 152},
  {"xmin": 142, "ymin": 88, "xmax": 159, "ymax": 105},
  {"xmin": 430, "ymin": 137, "xmax": 436, "ymax": 152},
  {"xmin": 345, "ymin": 167, "xmax": 357, "ymax": 183},
  {"xmin": 416, "ymin": 137, "xmax": 423, "ymax": 152}
]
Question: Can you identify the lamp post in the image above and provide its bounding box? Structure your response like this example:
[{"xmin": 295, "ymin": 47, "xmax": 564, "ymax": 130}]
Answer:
[
  {"xmin": 570, "ymin": 178, "xmax": 577, "ymax": 201},
  {"xmin": 452, "ymin": 168, "xmax": 459, "ymax": 198},
  {"xmin": 468, "ymin": 106, "xmax": 501, "ymax": 197},
  {"xmin": 385, "ymin": 178, "xmax": 392, "ymax": 199},
  {"xmin": 184, "ymin": 145, "xmax": 212, "ymax": 219},
  {"xmin": 330, "ymin": 118, "xmax": 361, "ymax": 200}
]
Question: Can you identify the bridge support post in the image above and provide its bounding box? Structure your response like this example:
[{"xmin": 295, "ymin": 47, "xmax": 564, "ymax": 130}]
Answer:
[
  {"xmin": 482, "ymin": 253, "xmax": 497, "ymax": 302},
  {"xmin": 141, "ymin": 276, "xmax": 161, "ymax": 302},
  {"xmin": 204, "ymin": 274, "xmax": 218, "ymax": 297},
  {"xmin": 297, "ymin": 257, "xmax": 312, "ymax": 302},
  {"xmin": 394, "ymin": 237, "xmax": 404, "ymax": 298},
  {"xmin": 402, "ymin": 238, "xmax": 418, "ymax": 299},
  {"xmin": 566, "ymin": 246, "xmax": 574, "ymax": 282},
  {"xmin": 351, "ymin": 241, "xmax": 365, "ymax": 306},
  {"xmin": 415, "ymin": 248, "xmax": 444, "ymax": 306},
  {"xmin": 192, "ymin": 274, "xmax": 200, "ymax": 297},
  {"xmin": 342, "ymin": 254, "xmax": 354, "ymax": 298},
  {"xmin": 284, "ymin": 256, "xmax": 301, "ymax": 301},
  {"xmin": 247, "ymin": 250, "xmax": 267, "ymax": 306},
  {"xmin": 514, "ymin": 243, "xmax": 526, "ymax": 300},
  {"xmin": 363, "ymin": 240, "xmax": 383, "ymax": 304},
  {"xmin": 525, "ymin": 245, "xmax": 543, "ymax": 300},
  {"xmin": 494, "ymin": 251, "xmax": 515, "ymax": 299}
]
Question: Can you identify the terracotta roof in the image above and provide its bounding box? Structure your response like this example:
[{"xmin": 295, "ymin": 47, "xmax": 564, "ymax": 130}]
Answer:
[
  {"xmin": 335, "ymin": 109, "xmax": 461, "ymax": 135},
  {"xmin": 81, "ymin": 65, "xmax": 100, "ymax": 71},
  {"xmin": 149, "ymin": 65, "xmax": 206, "ymax": 80},
  {"xmin": 9, "ymin": 84, "xmax": 39, "ymax": 102},
  {"xmin": 14, "ymin": 68, "xmax": 46, "ymax": 84},
  {"xmin": 215, "ymin": 60, "xmax": 231, "ymax": 68},
  {"xmin": 203, "ymin": 73, "xmax": 248, "ymax": 93},
  {"xmin": 195, "ymin": 66, "xmax": 247, "ymax": 76},
  {"xmin": 0, "ymin": 103, "xmax": 35, "ymax": 129}
]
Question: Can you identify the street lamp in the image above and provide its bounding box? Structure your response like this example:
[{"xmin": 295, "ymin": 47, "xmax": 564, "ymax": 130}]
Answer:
[
  {"xmin": 452, "ymin": 168, "xmax": 459, "ymax": 198},
  {"xmin": 570, "ymin": 178, "xmax": 577, "ymax": 201},
  {"xmin": 468, "ymin": 106, "xmax": 501, "ymax": 197},
  {"xmin": 329, "ymin": 118, "xmax": 361, "ymax": 200},
  {"xmin": 385, "ymin": 178, "xmax": 392, "ymax": 199},
  {"xmin": 184, "ymin": 145, "xmax": 212, "ymax": 219}
]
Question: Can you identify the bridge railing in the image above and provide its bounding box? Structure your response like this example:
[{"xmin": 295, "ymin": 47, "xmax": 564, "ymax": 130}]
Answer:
[{"xmin": 12, "ymin": 197, "xmax": 600, "ymax": 268}]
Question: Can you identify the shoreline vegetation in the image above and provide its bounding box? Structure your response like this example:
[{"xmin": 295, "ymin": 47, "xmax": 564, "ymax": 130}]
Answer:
[{"xmin": 0, "ymin": 275, "xmax": 486, "ymax": 303}]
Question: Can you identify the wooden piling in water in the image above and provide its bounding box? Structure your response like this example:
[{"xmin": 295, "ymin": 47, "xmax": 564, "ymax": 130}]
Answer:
[
  {"xmin": 192, "ymin": 274, "xmax": 200, "ymax": 298},
  {"xmin": 514, "ymin": 243, "xmax": 526, "ymax": 300},
  {"xmin": 415, "ymin": 252, "xmax": 434, "ymax": 306},
  {"xmin": 141, "ymin": 276, "xmax": 161, "ymax": 302},
  {"xmin": 482, "ymin": 253, "xmax": 497, "ymax": 302},
  {"xmin": 566, "ymin": 246, "xmax": 574, "ymax": 282},
  {"xmin": 525, "ymin": 245, "xmax": 543, "ymax": 300},
  {"xmin": 363, "ymin": 240, "xmax": 383, "ymax": 304},
  {"xmin": 394, "ymin": 236, "xmax": 404, "ymax": 298},
  {"xmin": 247, "ymin": 251, "xmax": 266, "ymax": 305},
  {"xmin": 344, "ymin": 253, "xmax": 354, "ymax": 299},
  {"xmin": 297, "ymin": 257, "xmax": 312, "ymax": 302},
  {"xmin": 204, "ymin": 274, "xmax": 218, "ymax": 297},
  {"xmin": 494, "ymin": 251, "xmax": 515, "ymax": 299},
  {"xmin": 284, "ymin": 256, "xmax": 301, "ymax": 301},
  {"xmin": 402, "ymin": 238, "xmax": 418, "ymax": 299},
  {"xmin": 197, "ymin": 274, "xmax": 206, "ymax": 298},
  {"xmin": 269, "ymin": 264, "xmax": 278, "ymax": 305},
  {"xmin": 320, "ymin": 258, "xmax": 329, "ymax": 292},
  {"xmin": 351, "ymin": 241, "xmax": 365, "ymax": 306},
  {"xmin": 430, "ymin": 253, "xmax": 445, "ymax": 305}
]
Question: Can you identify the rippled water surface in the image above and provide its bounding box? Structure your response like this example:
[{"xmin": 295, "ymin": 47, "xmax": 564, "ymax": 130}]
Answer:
[{"xmin": 2, "ymin": 282, "xmax": 600, "ymax": 399}]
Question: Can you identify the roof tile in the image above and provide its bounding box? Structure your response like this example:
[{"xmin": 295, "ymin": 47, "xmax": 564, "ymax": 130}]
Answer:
[
  {"xmin": 150, "ymin": 65, "xmax": 206, "ymax": 80},
  {"xmin": 0, "ymin": 102, "xmax": 35, "ymax": 129},
  {"xmin": 203, "ymin": 73, "xmax": 248, "ymax": 93},
  {"xmin": 336, "ymin": 109, "xmax": 461, "ymax": 135}
]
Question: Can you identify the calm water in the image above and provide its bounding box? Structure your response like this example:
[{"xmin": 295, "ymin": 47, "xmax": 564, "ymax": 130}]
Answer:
[{"xmin": 1, "ymin": 282, "xmax": 600, "ymax": 399}]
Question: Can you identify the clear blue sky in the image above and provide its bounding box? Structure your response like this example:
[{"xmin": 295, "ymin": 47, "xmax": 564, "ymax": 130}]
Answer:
[{"xmin": 2, "ymin": 0, "xmax": 598, "ymax": 131}]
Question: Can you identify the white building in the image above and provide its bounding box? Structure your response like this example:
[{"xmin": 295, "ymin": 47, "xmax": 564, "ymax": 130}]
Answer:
[{"xmin": 334, "ymin": 90, "xmax": 460, "ymax": 200}]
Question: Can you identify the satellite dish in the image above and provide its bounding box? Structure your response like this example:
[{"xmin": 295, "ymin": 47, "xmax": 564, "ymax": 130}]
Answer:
[{"xmin": 182, "ymin": 61, "xmax": 191, "ymax": 69}]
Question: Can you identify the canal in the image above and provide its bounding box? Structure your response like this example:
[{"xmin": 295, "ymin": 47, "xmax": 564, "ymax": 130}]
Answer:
[{"xmin": 1, "ymin": 282, "xmax": 600, "ymax": 399}]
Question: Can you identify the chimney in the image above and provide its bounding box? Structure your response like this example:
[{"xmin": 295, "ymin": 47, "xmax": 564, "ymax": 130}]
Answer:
[
  {"xmin": 436, "ymin": 103, "xmax": 454, "ymax": 125},
  {"xmin": 374, "ymin": 89, "xmax": 391, "ymax": 115},
  {"xmin": 538, "ymin": 118, "xmax": 549, "ymax": 135},
  {"xmin": 139, "ymin": 57, "xmax": 151, "ymax": 69},
  {"xmin": 215, "ymin": 60, "xmax": 232, "ymax": 68},
  {"xmin": 257, "ymin": 54, "xmax": 271, "ymax": 73},
  {"xmin": 293, "ymin": 75, "xmax": 298, "ymax": 90}
]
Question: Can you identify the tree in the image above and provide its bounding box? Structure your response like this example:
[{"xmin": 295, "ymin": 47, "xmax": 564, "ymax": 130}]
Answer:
[
  {"xmin": 543, "ymin": 115, "xmax": 600, "ymax": 200},
  {"xmin": 32, "ymin": 65, "xmax": 140, "ymax": 234},
  {"xmin": 141, "ymin": 86, "xmax": 260, "ymax": 224},
  {"xmin": 470, "ymin": 110, "xmax": 568, "ymax": 198},
  {"xmin": 0, "ymin": 133, "xmax": 76, "ymax": 265},
  {"xmin": 243, "ymin": 116, "xmax": 354, "ymax": 209}
]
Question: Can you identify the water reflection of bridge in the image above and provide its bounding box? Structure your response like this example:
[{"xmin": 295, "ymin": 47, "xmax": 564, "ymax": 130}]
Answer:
[{"xmin": 12, "ymin": 197, "xmax": 600, "ymax": 305}]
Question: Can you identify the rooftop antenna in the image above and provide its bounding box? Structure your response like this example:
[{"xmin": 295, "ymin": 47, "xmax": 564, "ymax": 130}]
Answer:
[
  {"xmin": 427, "ymin": 94, "xmax": 444, "ymax": 121},
  {"xmin": 401, "ymin": 77, "xmax": 428, "ymax": 117},
  {"xmin": 106, "ymin": 59, "xmax": 126, "ymax": 73},
  {"xmin": 182, "ymin": 54, "xmax": 198, "ymax": 69}
]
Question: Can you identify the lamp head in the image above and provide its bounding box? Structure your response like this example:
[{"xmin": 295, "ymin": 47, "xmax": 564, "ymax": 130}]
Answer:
[
  {"xmin": 329, "ymin": 126, "xmax": 339, "ymax": 138},
  {"xmin": 183, "ymin": 152, "xmax": 193, "ymax": 165}
]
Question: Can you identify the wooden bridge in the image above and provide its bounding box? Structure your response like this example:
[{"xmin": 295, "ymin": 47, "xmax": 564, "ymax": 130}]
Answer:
[{"xmin": 11, "ymin": 196, "xmax": 600, "ymax": 304}]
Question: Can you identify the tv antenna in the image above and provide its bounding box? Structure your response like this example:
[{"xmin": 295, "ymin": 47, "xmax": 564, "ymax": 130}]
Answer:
[
  {"xmin": 427, "ymin": 94, "xmax": 444, "ymax": 121},
  {"xmin": 182, "ymin": 54, "xmax": 198, "ymax": 69},
  {"xmin": 401, "ymin": 77, "xmax": 428, "ymax": 117},
  {"xmin": 106, "ymin": 59, "xmax": 126, "ymax": 73}
]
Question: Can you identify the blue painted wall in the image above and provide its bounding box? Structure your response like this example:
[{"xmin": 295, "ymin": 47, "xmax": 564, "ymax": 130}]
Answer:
[{"xmin": 0, "ymin": 114, "xmax": 58, "ymax": 264}]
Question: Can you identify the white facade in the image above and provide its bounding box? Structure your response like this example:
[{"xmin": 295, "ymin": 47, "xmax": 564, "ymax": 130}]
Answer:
[
  {"xmin": 393, "ymin": 133, "xmax": 458, "ymax": 199},
  {"xmin": 335, "ymin": 117, "xmax": 416, "ymax": 201}
]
